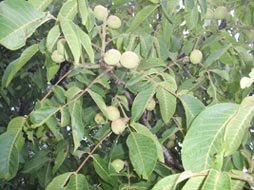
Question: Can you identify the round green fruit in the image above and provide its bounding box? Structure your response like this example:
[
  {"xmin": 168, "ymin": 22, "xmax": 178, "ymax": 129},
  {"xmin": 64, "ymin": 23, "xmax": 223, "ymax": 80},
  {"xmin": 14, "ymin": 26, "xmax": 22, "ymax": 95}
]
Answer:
[
  {"xmin": 107, "ymin": 15, "xmax": 122, "ymax": 29},
  {"xmin": 166, "ymin": 140, "xmax": 175, "ymax": 149},
  {"xmin": 93, "ymin": 5, "xmax": 108, "ymax": 21},
  {"xmin": 104, "ymin": 49, "xmax": 121, "ymax": 66},
  {"xmin": 146, "ymin": 98, "xmax": 156, "ymax": 111},
  {"xmin": 51, "ymin": 50, "xmax": 65, "ymax": 63},
  {"xmin": 214, "ymin": 6, "xmax": 228, "ymax": 20},
  {"xmin": 106, "ymin": 106, "xmax": 120, "ymax": 121},
  {"xmin": 111, "ymin": 159, "xmax": 125, "ymax": 173},
  {"xmin": 111, "ymin": 118, "xmax": 127, "ymax": 135},
  {"xmin": 120, "ymin": 51, "xmax": 140, "ymax": 69},
  {"xmin": 190, "ymin": 49, "xmax": 203, "ymax": 64},
  {"xmin": 57, "ymin": 39, "xmax": 66, "ymax": 55},
  {"xmin": 245, "ymin": 30, "xmax": 254, "ymax": 41},
  {"xmin": 94, "ymin": 113, "xmax": 105, "ymax": 124}
]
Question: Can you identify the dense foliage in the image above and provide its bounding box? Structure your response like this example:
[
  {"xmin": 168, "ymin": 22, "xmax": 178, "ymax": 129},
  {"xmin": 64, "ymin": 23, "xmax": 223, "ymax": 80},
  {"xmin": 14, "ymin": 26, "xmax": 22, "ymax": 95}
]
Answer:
[{"xmin": 0, "ymin": 0, "xmax": 254, "ymax": 189}]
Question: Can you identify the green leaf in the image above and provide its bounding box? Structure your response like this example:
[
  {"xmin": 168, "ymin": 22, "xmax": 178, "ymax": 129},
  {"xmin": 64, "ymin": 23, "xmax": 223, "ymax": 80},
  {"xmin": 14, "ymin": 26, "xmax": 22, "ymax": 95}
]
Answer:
[
  {"xmin": 0, "ymin": 117, "xmax": 26, "ymax": 180},
  {"xmin": 201, "ymin": 170, "xmax": 231, "ymax": 190},
  {"xmin": 78, "ymin": 0, "xmax": 89, "ymax": 26},
  {"xmin": 23, "ymin": 150, "xmax": 50, "ymax": 173},
  {"xmin": 131, "ymin": 122, "xmax": 164, "ymax": 163},
  {"xmin": 185, "ymin": 6, "xmax": 199, "ymax": 30},
  {"xmin": 30, "ymin": 106, "xmax": 58, "ymax": 127},
  {"xmin": 93, "ymin": 154, "xmax": 118, "ymax": 187},
  {"xmin": 210, "ymin": 69, "xmax": 229, "ymax": 81},
  {"xmin": 76, "ymin": 26, "xmax": 95, "ymax": 63},
  {"xmin": 88, "ymin": 89, "xmax": 108, "ymax": 118},
  {"xmin": 224, "ymin": 96, "xmax": 254, "ymax": 156},
  {"xmin": 126, "ymin": 133, "xmax": 157, "ymax": 179},
  {"xmin": 69, "ymin": 100, "xmax": 84, "ymax": 152},
  {"xmin": 46, "ymin": 25, "xmax": 61, "ymax": 52},
  {"xmin": 131, "ymin": 84, "xmax": 156, "ymax": 121},
  {"xmin": 57, "ymin": 0, "xmax": 78, "ymax": 20},
  {"xmin": 156, "ymin": 85, "xmax": 176, "ymax": 124},
  {"xmin": 46, "ymin": 172, "xmax": 73, "ymax": 190},
  {"xmin": 179, "ymin": 94, "xmax": 205, "ymax": 128},
  {"xmin": 231, "ymin": 180, "xmax": 245, "ymax": 190},
  {"xmin": 46, "ymin": 116, "xmax": 63, "ymax": 141},
  {"xmin": 28, "ymin": 0, "xmax": 53, "ymax": 11},
  {"xmin": 127, "ymin": 5, "xmax": 159, "ymax": 32},
  {"xmin": 52, "ymin": 85, "xmax": 66, "ymax": 104},
  {"xmin": 152, "ymin": 174, "xmax": 180, "ymax": 190},
  {"xmin": 46, "ymin": 58, "xmax": 60, "ymax": 81},
  {"xmin": 37, "ymin": 162, "xmax": 53, "ymax": 187},
  {"xmin": 60, "ymin": 20, "xmax": 81, "ymax": 64},
  {"xmin": 53, "ymin": 141, "xmax": 69, "ymax": 174},
  {"xmin": 182, "ymin": 103, "xmax": 239, "ymax": 172},
  {"xmin": 60, "ymin": 107, "xmax": 70, "ymax": 127},
  {"xmin": 2, "ymin": 44, "xmax": 39, "ymax": 87},
  {"xmin": 65, "ymin": 174, "xmax": 89, "ymax": 190},
  {"xmin": 204, "ymin": 44, "xmax": 231, "ymax": 67},
  {"xmin": 182, "ymin": 176, "xmax": 205, "ymax": 190},
  {"xmin": 0, "ymin": 0, "xmax": 51, "ymax": 50}
]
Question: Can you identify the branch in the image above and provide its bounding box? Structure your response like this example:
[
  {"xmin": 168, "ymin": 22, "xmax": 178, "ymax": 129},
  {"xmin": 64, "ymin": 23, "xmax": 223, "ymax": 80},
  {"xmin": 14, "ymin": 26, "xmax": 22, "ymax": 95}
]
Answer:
[{"xmin": 75, "ymin": 131, "xmax": 112, "ymax": 173}]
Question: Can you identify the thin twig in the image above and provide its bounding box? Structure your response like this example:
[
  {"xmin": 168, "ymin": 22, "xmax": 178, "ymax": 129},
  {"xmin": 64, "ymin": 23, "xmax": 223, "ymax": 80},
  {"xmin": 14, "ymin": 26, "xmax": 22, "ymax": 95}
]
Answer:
[
  {"xmin": 41, "ymin": 68, "xmax": 72, "ymax": 102},
  {"xmin": 75, "ymin": 131, "xmax": 112, "ymax": 173}
]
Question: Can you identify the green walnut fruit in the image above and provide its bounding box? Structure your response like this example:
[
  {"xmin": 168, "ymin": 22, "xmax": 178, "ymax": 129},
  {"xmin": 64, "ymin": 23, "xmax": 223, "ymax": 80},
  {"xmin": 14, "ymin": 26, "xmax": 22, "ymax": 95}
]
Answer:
[
  {"xmin": 190, "ymin": 49, "xmax": 203, "ymax": 64},
  {"xmin": 245, "ymin": 30, "xmax": 254, "ymax": 41},
  {"xmin": 107, "ymin": 15, "xmax": 122, "ymax": 29},
  {"xmin": 169, "ymin": 134, "xmax": 176, "ymax": 141},
  {"xmin": 51, "ymin": 50, "xmax": 65, "ymax": 63},
  {"xmin": 104, "ymin": 49, "xmax": 121, "ymax": 66},
  {"xmin": 94, "ymin": 113, "xmax": 106, "ymax": 124},
  {"xmin": 214, "ymin": 6, "xmax": 228, "ymax": 20},
  {"xmin": 111, "ymin": 118, "xmax": 127, "ymax": 135},
  {"xmin": 106, "ymin": 106, "xmax": 120, "ymax": 121},
  {"xmin": 146, "ymin": 98, "xmax": 156, "ymax": 111},
  {"xmin": 111, "ymin": 159, "xmax": 125, "ymax": 173},
  {"xmin": 93, "ymin": 5, "xmax": 108, "ymax": 21},
  {"xmin": 166, "ymin": 140, "xmax": 175, "ymax": 149},
  {"xmin": 120, "ymin": 51, "xmax": 140, "ymax": 69},
  {"xmin": 57, "ymin": 39, "xmax": 66, "ymax": 55}
]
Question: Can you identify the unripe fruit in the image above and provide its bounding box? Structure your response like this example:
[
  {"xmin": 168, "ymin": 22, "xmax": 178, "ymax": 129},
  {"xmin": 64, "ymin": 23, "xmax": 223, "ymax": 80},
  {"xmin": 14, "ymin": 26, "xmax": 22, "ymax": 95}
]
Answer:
[
  {"xmin": 120, "ymin": 51, "xmax": 140, "ymax": 69},
  {"xmin": 169, "ymin": 134, "xmax": 176, "ymax": 141},
  {"xmin": 57, "ymin": 39, "xmax": 66, "ymax": 55},
  {"xmin": 111, "ymin": 118, "xmax": 127, "ymax": 135},
  {"xmin": 106, "ymin": 106, "xmax": 120, "ymax": 121},
  {"xmin": 166, "ymin": 140, "xmax": 175, "ymax": 149},
  {"xmin": 146, "ymin": 98, "xmax": 156, "ymax": 111},
  {"xmin": 94, "ymin": 113, "xmax": 106, "ymax": 124},
  {"xmin": 104, "ymin": 49, "xmax": 121, "ymax": 66},
  {"xmin": 51, "ymin": 50, "xmax": 65, "ymax": 63},
  {"xmin": 111, "ymin": 159, "xmax": 125, "ymax": 173},
  {"xmin": 93, "ymin": 5, "xmax": 108, "ymax": 21},
  {"xmin": 240, "ymin": 77, "xmax": 251, "ymax": 89},
  {"xmin": 190, "ymin": 49, "xmax": 203, "ymax": 64},
  {"xmin": 214, "ymin": 6, "xmax": 228, "ymax": 20},
  {"xmin": 107, "ymin": 15, "xmax": 122, "ymax": 29},
  {"xmin": 245, "ymin": 30, "xmax": 254, "ymax": 41}
]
